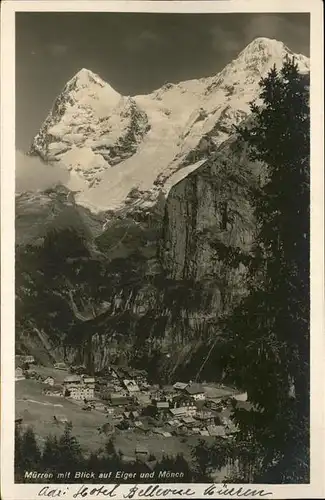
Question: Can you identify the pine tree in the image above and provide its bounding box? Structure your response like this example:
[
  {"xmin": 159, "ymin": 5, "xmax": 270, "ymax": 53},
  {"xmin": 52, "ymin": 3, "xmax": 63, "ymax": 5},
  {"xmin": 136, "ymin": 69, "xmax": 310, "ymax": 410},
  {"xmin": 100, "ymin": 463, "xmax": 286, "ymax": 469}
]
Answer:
[
  {"xmin": 42, "ymin": 434, "xmax": 61, "ymax": 471},
  {"xmin": 14, "ymin": 423, "xmax": 24, "ymax": 481},
  {"xmin": 56, "ymin": 422, "xmax": 83, "ymax": 473},
  {"xmin": 221, "ymin": 57, "xmax": 310, "ymax": 483},
  {"xmin": 20, "ymin": 427, "xmax": 42, "ymax": 476}
]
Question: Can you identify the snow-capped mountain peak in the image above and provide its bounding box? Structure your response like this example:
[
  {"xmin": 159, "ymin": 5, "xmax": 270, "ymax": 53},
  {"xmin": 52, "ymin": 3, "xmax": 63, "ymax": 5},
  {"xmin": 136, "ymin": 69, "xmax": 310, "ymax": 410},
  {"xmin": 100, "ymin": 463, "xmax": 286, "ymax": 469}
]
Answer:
[
  {"xmin": 240, "ymin": 36, "xmax": 287, "ymax": 56},
  {"xmin": 63, "ymin": 67, "xmax": 122, "ymax": 108},
  {"xmin": 235, "ymin": 37, "xmax": 309, "ymax": 73},
  {"xmin": 29, "ymin": 37, "xmax": 310, "ymax": 214},
  {"xmin": 68, "ymin": 67, "xmax": 108, "ymax": 87}
]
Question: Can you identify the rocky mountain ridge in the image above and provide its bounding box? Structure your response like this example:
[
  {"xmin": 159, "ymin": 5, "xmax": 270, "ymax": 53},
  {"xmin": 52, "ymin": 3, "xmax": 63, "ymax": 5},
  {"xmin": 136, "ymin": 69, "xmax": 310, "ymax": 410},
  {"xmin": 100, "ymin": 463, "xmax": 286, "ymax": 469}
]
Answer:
[{"xmin": 29, "ymin": 37, "xmax": 309, "ymax": 214}]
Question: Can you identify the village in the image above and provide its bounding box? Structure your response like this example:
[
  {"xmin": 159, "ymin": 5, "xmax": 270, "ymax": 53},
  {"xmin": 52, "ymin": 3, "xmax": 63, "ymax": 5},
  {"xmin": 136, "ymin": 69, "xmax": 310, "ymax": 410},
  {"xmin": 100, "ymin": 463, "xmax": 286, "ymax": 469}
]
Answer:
[{"xmin": 15, "ymin": 354, "xmax": 251, "ymax": 463}]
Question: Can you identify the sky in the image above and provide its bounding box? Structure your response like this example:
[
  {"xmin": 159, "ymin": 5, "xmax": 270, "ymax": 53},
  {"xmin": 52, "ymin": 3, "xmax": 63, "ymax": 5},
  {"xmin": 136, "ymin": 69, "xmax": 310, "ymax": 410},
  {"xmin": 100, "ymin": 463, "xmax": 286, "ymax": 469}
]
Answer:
[{"xmin": 16, "ymin": 12, "xmax": 310, "ymax": 151}]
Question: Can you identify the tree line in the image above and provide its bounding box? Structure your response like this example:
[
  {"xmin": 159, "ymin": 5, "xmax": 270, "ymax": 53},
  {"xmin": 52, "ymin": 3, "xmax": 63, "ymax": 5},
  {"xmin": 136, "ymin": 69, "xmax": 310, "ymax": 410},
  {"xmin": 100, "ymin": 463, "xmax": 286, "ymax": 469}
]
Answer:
[{"xmin": 15, "ymin": 422, "xmax": 194, "ymax": 484}]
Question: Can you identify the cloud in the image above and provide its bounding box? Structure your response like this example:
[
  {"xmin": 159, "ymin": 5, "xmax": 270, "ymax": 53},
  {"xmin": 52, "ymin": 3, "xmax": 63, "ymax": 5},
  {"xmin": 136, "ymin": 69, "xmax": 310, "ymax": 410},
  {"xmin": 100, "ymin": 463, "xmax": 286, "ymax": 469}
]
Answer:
[
  {"xmin": 16, "ymin": 151, "xmax": 70, "ymax": 192},
  {"xmin": 123, "ymin": 30, "xmax": 166, "ymax": 52},
  {"xmin": 47, "ymin": 43, "xmax": 68, "ymax": 57}
]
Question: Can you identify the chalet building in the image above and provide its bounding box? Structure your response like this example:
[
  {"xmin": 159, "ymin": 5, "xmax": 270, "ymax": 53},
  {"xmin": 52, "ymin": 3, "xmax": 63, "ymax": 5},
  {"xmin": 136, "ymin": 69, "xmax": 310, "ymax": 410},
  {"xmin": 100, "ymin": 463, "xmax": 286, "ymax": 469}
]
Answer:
[
  {"xmin": 156, "ymin": 401, "xmax": 170, "ymax": 412},
  {"xmin": 93, "ymin": 402, "xmax": 106, "ymax": 411},
  {"xmin": 235, "ymin": 400, "xmax": 253, "ymax": 411},
  {"xmin": 82, "ymin": 375, "xmax": 95, "ymax": 389},
  {"xmin": 53, "ymin": 415, "xmax": 68, "ymax": 424},
  {"xmin": 110, "ymin": 366, "xmax": 121, "ymax": 379},
  {"xmin": 143, "ymin": 459, "xmax": 158, "ymax": 471},
  {"xmin": 54, "ymin": 362, "xmax": 68, "ymax": 370},
  {"xmin": 172, "ymin": 394, "xmax": 194, "ymax": 406},
  {"xmin": 22, "ymin": 355, "xmax": 35, "ymax": 364},
  {"xmin": 70, "ymin": 365, "xmax": 88, "ymax": 375},
  {"xmin": 135, "ymin": 392, "xmax": 151, "ymax": 406},
  {"xmin": 123, "ymin": 410, "xmax": 140, "ymax": 421},
  {"xmin": 195, "ymin": 410, "xmax": 216, "ymax": 426},
  {"xmin": 173, "ymin": 382, "xmax": 188, "ymax": 391},
  {"xmin": 135, "ymin": 445, "xmax": 149, "ymax": 461},
  {"xmin": 185, "ymin": 383, "xmax": 206, "ymax": 400},
  {"xmin": 113, "ymin": 414, "xmax": 124, "ymax": 423},
  {"xmin": 132, "ymin": 369, "xmax": 148, "ymax": 383},
  {"xmin": 234, "ymin": 392, "xmax": 248, "ymax": 402},
  {"xmin": 15, "ymin": 367, "xmax": 25, "ymax": 381},
  {"xmin": 43, "ymin": 385, "xmax": 63, "ymax": 397},
  {"xmin": 44, "ymin": 376, "xmax": 55, "ymax": 386},
  {"xmin": 67, "ymin": 384, "xmax": 94, "ymax": 400},
  {"xmin": 205, "ymin": 398, "xmax": 222, "ymax": 411},
  {"xmin": 162, "ymin": 386, "xmax": 175, "ymax": 402},
  {"xmin": 152, "ymin": 428, "xmax": 172, "ymax": 438},
  {"xmin": 169, "ymin": 407, "xmax": 196, "ymax": 418},
  {"xmin": 134, "ymin": 421, "xmax": 150, "ymax": 433},
  {"xmin": 172, "ymin": 396, "xmax": 197, "ymax": 414},
  {"xmin": 114, "ymin": 387, "xmax": 129, "ymax": 397},
  {"xmin": 167, "ymin": 418, "xmax": 182, "ymax": 429},
  {"xmin": 110, "ymin": 394, "xmax": 130, "ymax": 406},
  {"xmin": 96, "ymin": 377, "xmax": 108, "ymax": 385},
  {"xmin": 63, "ymin": 375, "xmax": 95, "ymax": 400},
  {"xmin": 207, "ymin": 425, "xmax": 227, "ymax": 437},
  {"xmin": 64, "ymin": 375, "xmax": 81, "ymax": 386},
  {"xmin": 150, "ymin": 390, "xmax": 162, "ymax": 401},
  {"xmin": 219, "ymin": 408, "xmax": 234, "ymax": 428},
  {"xmin": 123, "ymin": 379, "xmax": 140, "ymax": 393},
  {"xmin": 100, "ymin": 390, "xmax": 112, "ymax": 401},
  {"xmin": 181, "ymin": 416, "xmax": 196, "ymax": 427},
  {"xmin": 121, "ymin": 455, "xmax": 137, "ymax": 464}
]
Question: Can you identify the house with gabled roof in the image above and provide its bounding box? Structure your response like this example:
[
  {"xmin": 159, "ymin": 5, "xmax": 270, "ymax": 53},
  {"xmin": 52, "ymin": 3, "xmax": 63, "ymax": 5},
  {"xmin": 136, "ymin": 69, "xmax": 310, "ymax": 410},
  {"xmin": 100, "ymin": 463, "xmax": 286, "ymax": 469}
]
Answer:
[
  {"xmin": 63, "ymin": 375, "xmax": 94, "ymax": 400},
  {"xmin": 44, "ymin": 376, "xmax": 55, "ymax": 386},
  {"xmin": 123, "ymin": 379, "xmax": 140, "ymax": 393},
  {"xmin": 156, "ymin": 401, "xmax": 169, "ymax": 411},
  {"xmin": 169, "ymin": 407, "xmax": 195, "ymax": 418},
  {"xmin": 15, "ymin": 367, "xmax": 25, "ymax": 381},
  {"xmin": 135, "ymin": 445, "xmax": 149, "ymax": 459},
  {"xmin": 234, "ymin": 391, "xmax": 248, "ymax": 402},
  {"xmin": 43, "ymin": 385, "xmax": 63, "ymax": 397},
  {"xmin": 54, "ymin": 362, "xmax": 68, "ymax": 370},
  {"xmin": 135, "ymin": 392, "xmax": 151, "ymax": 406},
  {"xmin": 185, "ymin": 383, "xmax": 206, "ymax": 400},
  {"xmin": 64, "ymin": 374, "xmax": 81, "ymax": 385},
  {"xmin": 110, "ymin": 393, "xmax": 130, "ymax": 406},
  {"xmin": 207, "ymin": 425, "xmax": 226, "ymax": 437},
  {"xmin": 173, "ymin": 382, "xmax": 188, "ymax": 391}
]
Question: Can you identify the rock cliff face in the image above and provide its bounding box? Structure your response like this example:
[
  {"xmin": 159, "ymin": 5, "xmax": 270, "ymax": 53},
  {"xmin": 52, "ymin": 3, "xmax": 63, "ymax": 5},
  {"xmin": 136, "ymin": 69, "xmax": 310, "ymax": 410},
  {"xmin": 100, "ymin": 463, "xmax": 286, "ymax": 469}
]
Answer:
[
  {"xmin": 16, "ymin": 131, "xmax": 260, "ymax": 381},
  {"xmin": 163, "ymin": 137, "xmax": 255, "ymax": 283},
  {"xmin": 16, "ymin": 37, "xmax": 309, "ymax": 380}
]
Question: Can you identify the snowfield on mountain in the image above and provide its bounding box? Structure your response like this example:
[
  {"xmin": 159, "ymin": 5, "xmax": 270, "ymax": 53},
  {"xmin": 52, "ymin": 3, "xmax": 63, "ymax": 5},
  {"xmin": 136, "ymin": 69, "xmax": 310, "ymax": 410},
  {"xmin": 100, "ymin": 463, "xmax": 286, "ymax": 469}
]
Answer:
[{"xmin": 29, "ymin": 37, "xmax": 310, "ymax": 214}]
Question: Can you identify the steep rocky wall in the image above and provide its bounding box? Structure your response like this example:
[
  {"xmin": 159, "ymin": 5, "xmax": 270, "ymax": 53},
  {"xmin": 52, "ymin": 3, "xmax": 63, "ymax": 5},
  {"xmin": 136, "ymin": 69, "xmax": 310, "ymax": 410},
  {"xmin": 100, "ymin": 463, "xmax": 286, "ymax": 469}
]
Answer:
[
  {"xmin": 16, "ymin": 133, "xmax": 262, "ymax": 380},
  {"xmin": 162, "ymin": 135, "xmax": 258, "ymax": 313},
  {"xmin": 83, "ymin": 134, "xmax": 262, "ymax": 376}
]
